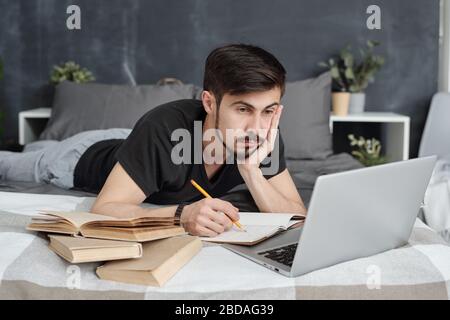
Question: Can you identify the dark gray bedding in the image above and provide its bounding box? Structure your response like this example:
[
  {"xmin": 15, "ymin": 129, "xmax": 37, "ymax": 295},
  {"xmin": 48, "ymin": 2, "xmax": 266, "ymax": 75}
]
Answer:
[
  {"xmin": 0, "ymin": 152, "xmax": 363, "ymax": 209},
  {"xmin": 0, "ymin": 180, "xmax": 96, "ymax": 197},
  {"xmin": 287, "ymin": 152, "xmax": 364, "ymax": 207}
]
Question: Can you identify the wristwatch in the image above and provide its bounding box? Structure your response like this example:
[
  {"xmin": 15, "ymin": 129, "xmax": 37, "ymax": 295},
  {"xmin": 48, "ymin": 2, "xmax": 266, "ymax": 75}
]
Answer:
[{"xmin": 174, "ymin": 203, "xmax": 187, "ymax": 225}]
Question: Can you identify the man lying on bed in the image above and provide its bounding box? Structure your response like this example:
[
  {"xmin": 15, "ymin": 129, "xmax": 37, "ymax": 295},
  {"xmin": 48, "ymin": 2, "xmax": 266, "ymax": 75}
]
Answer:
[{"xmin": 0, "ymin": 44, "xmax": 306, "ymax": 237}]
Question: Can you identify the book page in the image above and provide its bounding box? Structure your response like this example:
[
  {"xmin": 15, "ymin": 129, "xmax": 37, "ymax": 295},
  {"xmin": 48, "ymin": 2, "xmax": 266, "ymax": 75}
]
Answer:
[
  {"xmin": 200, "ymin": 212, "xmax": 303, "ymax": 244},
  {"xmin": 39, "ymin": 210, "xmax": 115, "ymax": 228},
  {"xmin": 236, "ymin": 212, "xmax": 301, "ymax": 228},
  {"xmin": 200, "ymin": 225, "xmax": 281, "ymax": 244},
  {"xmin": 49, "ymin": 235, "xmax": 141, "ymax": 250}
]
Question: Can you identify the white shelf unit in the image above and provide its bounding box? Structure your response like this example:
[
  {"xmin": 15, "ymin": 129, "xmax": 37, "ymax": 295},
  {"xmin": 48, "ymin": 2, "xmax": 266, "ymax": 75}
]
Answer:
[
  {"xmin": 18, "ymin": 108, "xmax": 52, "ymax": 145},
  {"xmin": 329, "ymin": 112, "xmax": 410, "ymax": 162}
]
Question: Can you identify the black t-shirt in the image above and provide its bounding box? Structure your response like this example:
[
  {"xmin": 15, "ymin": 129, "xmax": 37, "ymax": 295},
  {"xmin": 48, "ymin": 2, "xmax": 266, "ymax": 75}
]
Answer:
[{"xmin": 73, "ymin": 99, "xmax": 286, "ymax": 204}]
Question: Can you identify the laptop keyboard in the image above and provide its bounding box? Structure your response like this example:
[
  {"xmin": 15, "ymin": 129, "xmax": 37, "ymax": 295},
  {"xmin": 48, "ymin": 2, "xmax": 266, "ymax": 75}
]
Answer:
[{"xmin": 258, "ymin": 243, "xmax": 298, "ymax": 267}]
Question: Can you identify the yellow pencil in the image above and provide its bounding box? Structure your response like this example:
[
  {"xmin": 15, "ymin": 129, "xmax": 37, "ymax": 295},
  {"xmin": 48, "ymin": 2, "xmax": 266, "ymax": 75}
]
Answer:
[{"xmin": 190, "ymin": 179, "xmax": 246, "ymax": 231}]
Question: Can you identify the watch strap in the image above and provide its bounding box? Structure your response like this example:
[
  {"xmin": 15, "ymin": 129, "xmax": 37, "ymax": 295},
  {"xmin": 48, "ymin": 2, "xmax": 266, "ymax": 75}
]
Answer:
[{"xmin": 174, "ymin": 203, "xmax": 186, "ymax": 225}]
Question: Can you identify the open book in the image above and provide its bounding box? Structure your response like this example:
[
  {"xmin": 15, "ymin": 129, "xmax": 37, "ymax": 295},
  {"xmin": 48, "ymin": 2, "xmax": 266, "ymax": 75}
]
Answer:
[
  {"xmin": 27, "ymin": 210, "xmax": 186, "ymax": 242},
  {"xmin": 200, "ymin": 212, "xmax": 305, "ymax": 245}
]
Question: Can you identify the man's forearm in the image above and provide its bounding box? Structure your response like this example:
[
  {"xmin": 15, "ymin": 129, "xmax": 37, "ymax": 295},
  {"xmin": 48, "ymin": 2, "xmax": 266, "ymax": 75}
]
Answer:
[
  {"xmin": 240, "ymin": 168, "xmax": 306, "ymax": 214},
  {"xmin": 91, "ymin": 201, "xmax": 177, "ymax": 219}
]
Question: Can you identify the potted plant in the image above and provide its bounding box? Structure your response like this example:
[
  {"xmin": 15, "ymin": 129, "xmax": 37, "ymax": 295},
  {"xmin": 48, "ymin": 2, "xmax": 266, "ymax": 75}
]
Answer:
[
  {"xmin": 320, "ymin": 40, "xmax": 385, "ymax": 115},
  {"xmin": 348, "ymin": 134, "xmax": 387, "ymax": 166},
  {"xmin": 50, "ymin": 61, "xmax": 95, "ymax": 84}
]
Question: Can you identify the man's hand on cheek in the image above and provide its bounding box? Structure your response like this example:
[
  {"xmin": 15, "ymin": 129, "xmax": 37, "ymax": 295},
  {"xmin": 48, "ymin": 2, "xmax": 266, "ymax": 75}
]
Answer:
[
  {"xmin": 237, "ymin": 105, "xmax": 283, "ymax": 174},
  {"xmin": 179, "ymin": 198, "xmax": 240, "ymax": 237}
]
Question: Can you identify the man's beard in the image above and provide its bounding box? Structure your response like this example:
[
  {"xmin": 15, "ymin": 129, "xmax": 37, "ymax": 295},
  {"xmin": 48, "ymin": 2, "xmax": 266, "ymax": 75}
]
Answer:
[
  {"xmin": 214, "ymin": 117, "xmax": 265, "ymax": 161},
  {"xmin": 227, "ymin": 133, "xmax": 263, "ymax": 159}
]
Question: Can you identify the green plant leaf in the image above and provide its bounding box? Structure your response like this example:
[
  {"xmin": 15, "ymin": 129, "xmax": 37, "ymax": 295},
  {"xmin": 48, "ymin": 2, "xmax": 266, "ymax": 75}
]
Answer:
[
  {"xmin": 50, "ymin": 61, "xmax": 95, "ymax": 85},
  {"xmin": 344, "ymin": 67, "xmax": 354, "ymax": 80},
  {"xmin": 344, "ymin": 54, "xmax": 353, "ymax": 68},
  {"xmin": 349, "ymin": 84, "xmax": 359, "ymax": 93},
  {"xmin": 349, "ymin": 135, "xmax": 385, "ymax": 166},
  {"xmin": 330, "ymin": 66, "xmax": 340, "ymax": 79},
  {"xmin": 367, "ymin": 40, "xmax": 380, "ymax": 48},
  {"xmin": 320, "ymin": 41, "xmax": 383, "ymax": 93}
]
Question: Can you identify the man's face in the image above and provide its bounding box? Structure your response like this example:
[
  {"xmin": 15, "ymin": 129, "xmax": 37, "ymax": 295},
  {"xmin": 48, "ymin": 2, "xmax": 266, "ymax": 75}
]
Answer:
[{"xmin": 209, "ymin": 87, "xmax": 282, "ymax": 159}]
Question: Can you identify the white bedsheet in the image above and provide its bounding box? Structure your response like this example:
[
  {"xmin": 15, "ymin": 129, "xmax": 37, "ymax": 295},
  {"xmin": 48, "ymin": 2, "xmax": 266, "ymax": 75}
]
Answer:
[
  {"xmin": 1, "ymin": 191, "xmax": 449, "ymax": 299},
  {"xmin": 423, "ymin": 155, "xmax": 450, "ymax": 242}
]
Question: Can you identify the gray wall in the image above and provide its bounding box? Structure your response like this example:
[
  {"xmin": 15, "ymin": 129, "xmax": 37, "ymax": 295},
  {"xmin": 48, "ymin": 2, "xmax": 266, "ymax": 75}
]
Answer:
[{"xmin": 0, "ymin": 0, "xmax": 439, "ymax": 156}]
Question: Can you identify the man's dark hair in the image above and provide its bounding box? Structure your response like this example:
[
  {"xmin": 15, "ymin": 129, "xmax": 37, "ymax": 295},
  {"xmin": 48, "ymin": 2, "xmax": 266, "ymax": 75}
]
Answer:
[{"xmin": 203, "ymin": 44, "xmax": 286, "ymax": 107}]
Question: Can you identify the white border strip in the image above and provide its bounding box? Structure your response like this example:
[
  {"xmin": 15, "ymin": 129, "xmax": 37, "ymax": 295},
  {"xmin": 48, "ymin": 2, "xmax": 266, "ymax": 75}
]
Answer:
[{"xmin": 439, "ymin": 0, "xmax": 450, "ymax": 92}]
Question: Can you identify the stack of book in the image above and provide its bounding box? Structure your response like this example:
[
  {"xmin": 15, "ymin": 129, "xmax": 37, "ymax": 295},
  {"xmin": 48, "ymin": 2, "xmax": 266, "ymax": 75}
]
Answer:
[{"xmin": 27, "ymin": 210, "xmax": 202, "ymax": 287}]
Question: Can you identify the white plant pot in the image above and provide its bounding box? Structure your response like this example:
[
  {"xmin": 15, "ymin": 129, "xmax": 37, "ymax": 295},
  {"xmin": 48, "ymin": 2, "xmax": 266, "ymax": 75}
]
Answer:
[{"xmin": 348, "ymin": 93, "xmax": 366, "ymax": 114}]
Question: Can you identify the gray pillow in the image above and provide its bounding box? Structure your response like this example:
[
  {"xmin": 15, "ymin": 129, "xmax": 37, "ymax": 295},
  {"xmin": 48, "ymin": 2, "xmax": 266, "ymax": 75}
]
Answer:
[
  {"xmin": 40, "ymin": 81, "xmax": 197, "ymax": 140},
  {"xmin": 194, "ymin": 85, "xmax": 203, "ymax": 100},
  {"xmin": 280, "ymin": 71, "xmax": 332, "ymax": 159}
]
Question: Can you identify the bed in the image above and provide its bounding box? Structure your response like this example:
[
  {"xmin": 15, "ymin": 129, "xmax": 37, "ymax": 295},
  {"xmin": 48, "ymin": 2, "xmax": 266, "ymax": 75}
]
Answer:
[
  {"xmin": 0, "ymin": 190, "xmax": 449, "ymax": 300},
  {"xmin": 1, "ymin": 78, "xmax": 449, "ymax": 300}
]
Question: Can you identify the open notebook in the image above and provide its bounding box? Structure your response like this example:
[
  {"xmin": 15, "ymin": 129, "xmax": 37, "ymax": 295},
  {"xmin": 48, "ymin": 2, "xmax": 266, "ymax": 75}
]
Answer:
[
  {"xmin": 200, "ymin": 212, "xmax": 305, "ymax": 246},
  {"xmin": 27, "ymin": 210, "xmax": 186, "ymax": 242}
]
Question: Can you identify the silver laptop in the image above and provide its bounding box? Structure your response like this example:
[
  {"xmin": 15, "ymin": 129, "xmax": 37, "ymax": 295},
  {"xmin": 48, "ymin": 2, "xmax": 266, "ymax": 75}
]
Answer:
[{"xmin": 223, "ymin": 156, "xmax": 437, "ymax": 277}]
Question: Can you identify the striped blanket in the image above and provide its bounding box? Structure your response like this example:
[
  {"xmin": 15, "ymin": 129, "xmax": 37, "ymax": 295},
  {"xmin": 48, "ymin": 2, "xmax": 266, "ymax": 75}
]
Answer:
[{"xmin": 0, "ymin": 191, "xmax": 449, "ymax": 299}]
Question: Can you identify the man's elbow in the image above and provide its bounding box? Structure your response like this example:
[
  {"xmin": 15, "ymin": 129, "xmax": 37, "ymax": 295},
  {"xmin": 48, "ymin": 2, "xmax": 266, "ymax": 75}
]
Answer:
[{"xmin": 293, "ymin": 201, "xmax": 307, "ymax": 215}]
